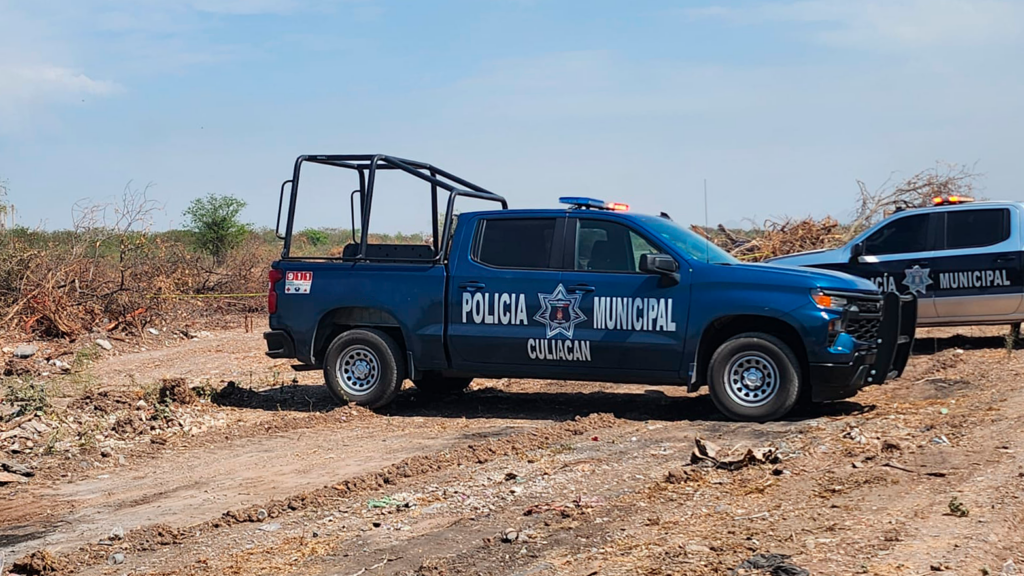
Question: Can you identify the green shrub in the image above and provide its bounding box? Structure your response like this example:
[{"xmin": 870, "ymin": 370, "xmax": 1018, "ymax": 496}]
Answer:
[{"xmin": 183, "ymin": 194, "xmax": 251, "ymax": 261}]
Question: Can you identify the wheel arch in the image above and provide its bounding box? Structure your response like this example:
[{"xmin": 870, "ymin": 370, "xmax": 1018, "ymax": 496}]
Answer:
[
  {"xmin": 690, "ymin": 314, "xmax": 809, "ymax": 392},
  {"xmin": 313, "ymin": 307, "xmax": 409, "ymax": 370}
]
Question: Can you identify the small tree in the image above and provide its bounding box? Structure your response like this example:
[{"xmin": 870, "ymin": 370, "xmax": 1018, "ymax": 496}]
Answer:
[
  {"xmin": 300, "ymin": 228, "xmax": 329, "ymax": 247},
  {"xmin": 183, "ymin": 194, "xmax": 251, "ymax": 261}
]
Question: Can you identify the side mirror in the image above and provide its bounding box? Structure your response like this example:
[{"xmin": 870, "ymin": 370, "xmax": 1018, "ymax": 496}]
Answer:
[
  {"xmin": 640, "ymin": 253, "xmax": 680, "ymax": 276},
  {"xmin": 849, "ymin": 242, "xmax": 866, "ymax": 262}
]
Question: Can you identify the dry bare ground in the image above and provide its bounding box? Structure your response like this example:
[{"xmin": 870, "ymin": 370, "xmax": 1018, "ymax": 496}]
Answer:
[{"xmin": 1, "ymin": 326, "xmax": 1022, "ymax": 576}]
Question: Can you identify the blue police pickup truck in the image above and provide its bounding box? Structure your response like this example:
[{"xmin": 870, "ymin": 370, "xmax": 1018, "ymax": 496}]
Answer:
[
  {"xmin": 768, "ymin": 197, "xmax": 1024, "ymax": 327},
  {"xmin": 264, "ymin": 155, "xmax": 916, "ymax": 422}
]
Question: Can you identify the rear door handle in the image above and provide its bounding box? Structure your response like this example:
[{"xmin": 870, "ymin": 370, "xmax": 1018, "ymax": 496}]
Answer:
[
  {"xmin": 567, "ymin": 284, "xmax": 596, "ymax": 293},
  {"xmin": 458, "ymin": 281, "xmax": 486, "ymax": 291}
]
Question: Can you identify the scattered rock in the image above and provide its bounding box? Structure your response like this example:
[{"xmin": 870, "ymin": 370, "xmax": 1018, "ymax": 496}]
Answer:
[
  {"xmin": 258, "ymin": 523, "xmax": 281, "ymax": 532},
  {"xmin": 502, "ymin": 528, "xmax": 519, "ymax": 543},
  {"xmin": 95, "ymin": 339, "xmax": 113, "ymax": 351},
  {"xmin": 158, "ymin": 378, "xmax": 197, "ymax": 405},
  {"xmin": 881, "ymin": 439, "xmax": 902, "ymax": 453},
  {"xmin": 100, "ymin": 447, "xmax": 113, "ymax": 458},
  {"xmin": 110, "ymin": 526, "xmax": 125, "ymax": 541},
  {"xmin": 12, "ymin": 549, "xmax": 66, "ymax": 575},
  {"xmin": 842, "ymin": 427, "xmax": 867, "ymax": 444},
  {"xmin": 685, "ymin": 544, "xmax": 713, "ymax": 554},
  {"xmin": 1, "ymin": 460, "xmax": 35, "ymax": 477},
  {"xmin": 729, "ymin": 553, "xmax": 809, "ymax": 576},
  {"xmin": 1002, "ymin": 560, "xmax": 1017, "ymax": 575},
  {"xmin": 13, "ymin": 344, "xmax": 39, "ymax": 359},
  {"xmin": 118, "ymin": 455, "xmax": 127, "ymax": 466},
  {"xmin": 107, "ymin": 552, "xmax": 125, "ymax": 566},
  {"xmin": 256, "ymin": 508, "xmax": 268, "ymax": 520},
  {"xmin": 0, "ymin": 471, "xmax": 29, "ymax": 484},
  {"xmin": 147, "ymin": 328, "xmax": 160, "ymax": 335},
  {"xmin": 666, "ymin": 469, "xmax": 699, "ymax": 484},
  {"xmin": 932, "ymin": 436, "xmax": 951, "ymax": 446}
]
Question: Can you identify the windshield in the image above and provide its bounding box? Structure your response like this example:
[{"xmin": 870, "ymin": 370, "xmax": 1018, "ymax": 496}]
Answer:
[{"xmin": 634, "ymin": 215, "xmax": 738, "ymax": 265}]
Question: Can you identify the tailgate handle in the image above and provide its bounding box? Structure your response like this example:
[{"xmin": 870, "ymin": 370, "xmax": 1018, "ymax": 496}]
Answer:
[
  {"xmin": 567, "ymin": 284, "xmax": 596, "ymax": 293},
  {"xmin": 458, "ymin": 281, "xmax": 486, "ymax": 291}
]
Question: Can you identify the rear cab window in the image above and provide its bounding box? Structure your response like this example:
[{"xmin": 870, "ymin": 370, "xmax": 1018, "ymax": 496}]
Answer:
[
  {"xmin": 473, "ymin": 218, "xmax": 558, "ymax": 269},
  {"xmin": 944, "ymin": 208, "xmax": 1010, "ymax": 249}
]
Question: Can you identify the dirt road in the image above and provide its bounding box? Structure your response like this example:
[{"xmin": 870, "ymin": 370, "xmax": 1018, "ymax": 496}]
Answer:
[{"xmin": 2, "ymin": 327, "xmax": 1022, "ymax": 575}]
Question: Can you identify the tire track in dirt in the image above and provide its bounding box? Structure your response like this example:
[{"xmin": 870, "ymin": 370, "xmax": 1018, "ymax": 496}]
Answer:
[{"xmin": 19, "ymin": 413, "xmax": 622, "ymax": 573}]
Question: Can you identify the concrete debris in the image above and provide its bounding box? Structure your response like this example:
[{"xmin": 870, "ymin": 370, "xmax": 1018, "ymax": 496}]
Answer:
[
  {"xmin": 13, "ymin": 345, "xmax": 39, "ymax": 359},
  {"xmin": 110, "ymin": 526, "xmax": 125, "ymax": 541},
  {"xmin": 107, "ymin": 552, "xmax": 125, "ymax": 565},
  {"xmin": 258, "ymin": 523, "xmax": 281, "ymax": 532},
  {"xmin": 1002, "ymin": 560, "xmax": 1017, "ymax": 575},
  {"xmin": 95, "ymin": 339, "xmax": 113, "ymax": 351}
]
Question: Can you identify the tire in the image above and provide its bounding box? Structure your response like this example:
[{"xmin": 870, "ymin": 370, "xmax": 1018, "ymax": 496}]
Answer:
[
  {"xmin": 707, "ymin": 332, "xmax": 801, "ymax": 422},
  {"xmin": 323, "ymin": 328, "xmax": 405, "ymax": 409},
  {"xmin": 412, "ymin": 374, "xmax": 473, "ymax": 395}
]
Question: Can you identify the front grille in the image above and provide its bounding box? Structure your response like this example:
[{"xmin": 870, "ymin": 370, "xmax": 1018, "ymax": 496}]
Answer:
[
  {"xmin": 846, "ymin": 317, "xmax": 881, "ymax": 343},
  {"xmin": 856, "ymin": 300, "xmax": 882, "ymax": 314}
]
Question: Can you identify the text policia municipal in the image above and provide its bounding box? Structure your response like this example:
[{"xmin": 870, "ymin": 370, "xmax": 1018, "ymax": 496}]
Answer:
[{"xmin": 461, "ymin": 292, "xmax": 677, "ymax": 332}]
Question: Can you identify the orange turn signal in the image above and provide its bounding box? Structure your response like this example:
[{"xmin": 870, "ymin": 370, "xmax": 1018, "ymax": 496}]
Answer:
[
  {"xmin": 606, "ymin": 202, "xmax": 629, "ymax": 211},
  {"xmin": 811, "ymin": 292, "xmax": 834, "ymax": 308}
]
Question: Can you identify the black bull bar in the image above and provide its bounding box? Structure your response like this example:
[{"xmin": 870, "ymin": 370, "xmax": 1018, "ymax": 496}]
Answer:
[{"xmin": 868, "ymin": 291, "xmax": 917, "ymax": 385}]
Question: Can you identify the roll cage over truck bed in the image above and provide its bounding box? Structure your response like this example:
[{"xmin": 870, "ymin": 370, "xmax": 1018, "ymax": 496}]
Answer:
[{"xmin": 274, "ymin": 155, "xmax": 508, "ymax": 262}]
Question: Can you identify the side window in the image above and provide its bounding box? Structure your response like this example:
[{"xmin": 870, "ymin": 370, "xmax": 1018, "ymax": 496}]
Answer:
[
  {"xmin": 475, "ymin": 218, "xmax": 556, "ymax": 269},
  {"xmin": 863, "ymin": 213, "xmax": 930, "ymax": 256},
  {"xmin": 945, "ymin": 209, "xmax": 1010, "ymax": 250},
  {"xmin": 576, "ymin": 219, "xmax": 658, "ymax": 272}
]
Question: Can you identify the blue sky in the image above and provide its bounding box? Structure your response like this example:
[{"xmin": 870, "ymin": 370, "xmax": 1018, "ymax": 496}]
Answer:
[{"xmin": 1, "ymin": 0, "xmax": 1022, "ymax": 234}]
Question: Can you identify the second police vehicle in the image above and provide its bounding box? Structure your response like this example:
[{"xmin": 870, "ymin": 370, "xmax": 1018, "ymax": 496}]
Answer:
[
  {"xmin": 264, "ymin": 155, "xmax": 916, "ymax": 422},
  {"xmin": 770, "ymin": 197, "xmax": 1024, "ymax": 327}
]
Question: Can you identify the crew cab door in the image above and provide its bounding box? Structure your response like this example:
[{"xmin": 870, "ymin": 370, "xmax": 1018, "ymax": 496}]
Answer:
[
  {"xmin": 447, "ymin": 216, "xmax": 568, "ymax": 368},
  {"xmin": 557, "ymin": 216, "xmax": 687, "ymax": 374},
  {"xmin": 847, "ymin": 211, "xmax": 940, "ymax": 320},
  {"xmin": 930, "ymin": 206, "xmax": 1022, "ymax": 318}
]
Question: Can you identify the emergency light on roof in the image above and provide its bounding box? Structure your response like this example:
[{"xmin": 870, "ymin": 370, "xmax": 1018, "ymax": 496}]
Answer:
[
  {"xmin": 932, "ymin": 195, "xmax": 975, "ymax": 206},
  {"xmin": 559, "ymin": 197, "xmax": 630, "ymax": 211}
]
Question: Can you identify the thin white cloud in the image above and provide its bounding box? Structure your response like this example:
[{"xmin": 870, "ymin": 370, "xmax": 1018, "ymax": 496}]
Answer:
[{"xmin": 685, "ymin": 0, "xmax": 1024, "ymax": 50}]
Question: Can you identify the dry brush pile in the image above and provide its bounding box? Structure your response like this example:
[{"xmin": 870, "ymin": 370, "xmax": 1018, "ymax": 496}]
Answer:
[
  {"xmin": 0, "ymin": 187, "xmax": 274, "ymax": 341},
  {"xmin": 694, "ymin": 163, "xmax": 981, "ymax": 261}
]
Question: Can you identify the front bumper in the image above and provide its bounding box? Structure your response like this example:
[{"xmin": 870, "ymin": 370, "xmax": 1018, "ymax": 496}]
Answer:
[
  {"xmin": 811, "ymin": 291, "xmax": 917, "ymax": 402},
  {"xmin": 263, "ymin": 330, "xmax": 296, "ymax": 359}
]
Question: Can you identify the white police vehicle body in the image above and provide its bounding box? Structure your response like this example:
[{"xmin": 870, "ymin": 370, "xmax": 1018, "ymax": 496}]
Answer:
[{"xmin": 768, "ymin": 197, "xmax": 1024, "ymax": 327}]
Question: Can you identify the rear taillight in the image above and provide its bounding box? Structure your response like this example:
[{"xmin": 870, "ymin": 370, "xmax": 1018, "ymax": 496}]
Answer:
[{"xmin": 268, "ymin": 269, "xmax": 284, "ymax": 314}]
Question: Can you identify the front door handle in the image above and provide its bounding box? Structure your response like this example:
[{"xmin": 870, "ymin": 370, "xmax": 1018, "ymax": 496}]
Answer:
[
  {"xmin": 458, "ymin": 281, "xmax": 486, "ymax": 291},
  {"xmin": 567, "ymin": 284, "xmax": 596, "ymax": 293},
  {"xmin": 911, "ymin": 261, "xmax": 929, "ymax": 268},
  {"xmin": 994, "ymin": 254, "xmax": 1016, "ymax": 263}
]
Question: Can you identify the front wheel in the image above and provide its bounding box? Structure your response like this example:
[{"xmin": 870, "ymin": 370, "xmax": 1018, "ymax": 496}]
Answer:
[
  {"xmin": 323, "ymin": 328, "xmax": 405, "ymax": 409},
  {"xmin": 707, "ymin": 332, "xmax": 801, "ymax": 422}
]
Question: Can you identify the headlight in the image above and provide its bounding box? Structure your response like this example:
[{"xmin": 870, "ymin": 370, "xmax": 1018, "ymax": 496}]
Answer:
[{"xmin": 811, "ymin": 289, "xmax": 848, "ymax": 310}]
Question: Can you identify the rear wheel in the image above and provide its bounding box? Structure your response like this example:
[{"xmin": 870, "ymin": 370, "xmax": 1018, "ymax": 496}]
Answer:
[
  {"xmin": 708, "ymin": 332, "xmax": 801, "ymax": 422},
  {"xmin": 323, "ymin": 328, "xmax": 405, "ymax": 409},
  {"xmin": 412, "ymin": 374, "xmax": 473, "ymax": 395}
]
